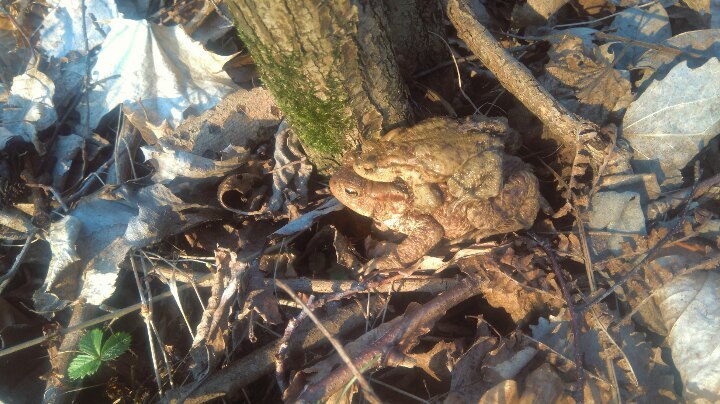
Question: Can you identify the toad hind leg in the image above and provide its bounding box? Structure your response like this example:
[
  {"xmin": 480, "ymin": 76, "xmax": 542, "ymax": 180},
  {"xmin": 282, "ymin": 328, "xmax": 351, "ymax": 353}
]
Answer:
[{"xmin": 447, "ymin": 151, "xmax": 503, "ymax": 200}]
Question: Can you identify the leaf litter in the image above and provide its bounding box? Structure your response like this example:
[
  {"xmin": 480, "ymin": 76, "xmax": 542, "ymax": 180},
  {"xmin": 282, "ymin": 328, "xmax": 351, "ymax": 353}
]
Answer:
[{"xmin": 0, "ymin": 0, "xmax": 718, "ymax": 403}]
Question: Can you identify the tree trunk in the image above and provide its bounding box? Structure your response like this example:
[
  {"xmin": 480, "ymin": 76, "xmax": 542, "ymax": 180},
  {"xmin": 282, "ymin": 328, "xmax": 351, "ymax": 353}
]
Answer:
[{"xmin": 225, "ymin": 0, "xmax": 417, "ymax": 170}]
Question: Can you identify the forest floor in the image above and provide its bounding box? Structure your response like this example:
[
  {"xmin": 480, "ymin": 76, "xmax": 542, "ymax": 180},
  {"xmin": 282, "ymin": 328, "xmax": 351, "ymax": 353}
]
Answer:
[{"xmin": 1, "ymin": 0, "xmax": 719, "ymax": 402}]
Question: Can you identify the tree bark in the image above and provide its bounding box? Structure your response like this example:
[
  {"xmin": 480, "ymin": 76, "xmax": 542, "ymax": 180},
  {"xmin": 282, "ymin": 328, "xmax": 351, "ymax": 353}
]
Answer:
[{"xmin": 225, "ymin": 0, "xmax": 413, "ymax": 170}]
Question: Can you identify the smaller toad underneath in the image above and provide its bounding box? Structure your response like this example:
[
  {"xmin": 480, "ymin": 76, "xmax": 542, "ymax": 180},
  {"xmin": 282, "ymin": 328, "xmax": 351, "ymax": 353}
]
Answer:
[{"xmin": 330, "ymin": 117, "xmax": 540, "ymax": 272}]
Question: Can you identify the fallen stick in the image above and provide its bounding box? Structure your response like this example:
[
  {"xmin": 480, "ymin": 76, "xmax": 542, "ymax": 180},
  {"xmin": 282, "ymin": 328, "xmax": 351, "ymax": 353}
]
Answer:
[
  {"xmin": 446, "ymin": 0, "xmax": 610, "ymax": 163},
  {"xmin": 150, "ymin": 265, "xmax": 460, "ymax": 294},
  {"xmin": 295, "ymin": 276, "xmax": 483, "ymax": 402},
  {"xmin": 163, "ymin": 297, "xmax": 387, "ymax": 403}
]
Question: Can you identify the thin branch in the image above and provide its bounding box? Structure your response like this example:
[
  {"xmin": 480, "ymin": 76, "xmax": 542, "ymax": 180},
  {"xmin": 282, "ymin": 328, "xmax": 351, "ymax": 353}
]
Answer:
[
  {"xmin": 275, "ymin": 279, "xmax": 382, "ymax": 404},
  {"xmin": 163, "ymin": 297, "xmax": 386, "ymax": 403},
  {"xmin": 139, "ymin": 257, "xmax": 176, "ymax": 389},
  {"xmin": 150, "ymin": 264, "xmax": 460, "ymax": 294},
  {"xmin": 428, "ymin": 31, "xmax": 479, "ymax": 112},
  {"xmin": 296, "ymin": 276, "xmax": 482, "ymax": 402},
  {"xmin": 531, "ymin": 235, "xmax": 585, "ymax": 402},
  {"xmin": 594, "ymin": 32, "xmax": 707, "ymax": 59},
  {"xmin": 0, "ymin": 229, "xmax": 39, "ymax": 294},
  {"xmin": 447, "ymin": 0, "xmax": 604, "ymax": 155},
  {"xmin": 576, "ymin": 190, "xmax": 695, "ymax": 312},
  {"xmin": 131, "ymin": 257, "xmax": 164, "ymax": 395},
  {"xmin": 0, "ymin": 273, "xmax": 213, "ymax": 359}
]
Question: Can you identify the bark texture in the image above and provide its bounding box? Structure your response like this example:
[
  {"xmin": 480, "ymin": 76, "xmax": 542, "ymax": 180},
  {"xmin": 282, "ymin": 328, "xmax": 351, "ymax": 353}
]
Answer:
[
  {"xmin": 383, "ymin": 0, "xmax": 445, "ymax": 76},
  {"xmin": 226, "ymin": 0, "xmax": 411, "ymax": 169}
]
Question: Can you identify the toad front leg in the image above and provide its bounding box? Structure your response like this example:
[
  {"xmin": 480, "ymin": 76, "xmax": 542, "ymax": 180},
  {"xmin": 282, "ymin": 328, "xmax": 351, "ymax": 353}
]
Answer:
[{"xmin": 366, "ymin": 214, "xmax": 445, "ymax": 272}]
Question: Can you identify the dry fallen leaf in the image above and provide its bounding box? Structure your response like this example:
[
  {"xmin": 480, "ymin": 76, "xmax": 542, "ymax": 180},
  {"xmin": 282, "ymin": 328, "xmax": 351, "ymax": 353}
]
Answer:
[
  {"xmin": 85, "ymin": 19, "xmax": 237, "ymax": 134},
  {"xmin": 655, "ymin": 270, "xmax": 720, "ymax": 401},
  {"xmin": 37, "ymin": 0, "xmax": 118, "ymax": 59},
  {"xmin": 268, "ymin": 122, "xmax": 312, "ymax": 214},
  {"xmin": 636, "ymin": 28, "xmax": 720, "ymax": 91},
  {"xmin": 604, "ymin": 3, "xmax": 672, "ymax": 69},
  {"xmin": 1, "ymin": 68, "xmax": 57, "ymax": 154},
  {"xmin": 623, "ymin": 58, "xmax": 720, "ymax": 189},
  {"xmin": 543, "ymin": 34, "xmax": 633, "ymax": 124}
]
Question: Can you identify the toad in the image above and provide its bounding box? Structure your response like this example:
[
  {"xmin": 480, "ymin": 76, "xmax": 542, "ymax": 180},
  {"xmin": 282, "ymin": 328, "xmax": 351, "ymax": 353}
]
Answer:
[
  {"xmin": 351, "ymin": 117, "xmax": 520, "ymax": 212},
  {"xmin": 330, "ymin": 117, "xmax": 540, "ymax": 271}
]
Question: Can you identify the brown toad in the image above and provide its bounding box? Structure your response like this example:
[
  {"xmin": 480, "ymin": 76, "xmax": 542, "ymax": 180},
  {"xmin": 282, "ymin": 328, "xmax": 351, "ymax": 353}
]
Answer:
[
  {"xmin": 330, "ymin": 154, "xmax": 540, "ymax": 272},
  {"xmin": 351, "ymin": 117, "xmax": 519, "ymax": 212}
]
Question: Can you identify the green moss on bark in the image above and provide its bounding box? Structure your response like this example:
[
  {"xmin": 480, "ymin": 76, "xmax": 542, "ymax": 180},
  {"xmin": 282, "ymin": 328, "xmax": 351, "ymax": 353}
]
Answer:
[{"xmin": 237, "ymin": 30, "xmax": 352, "ymax": 158}]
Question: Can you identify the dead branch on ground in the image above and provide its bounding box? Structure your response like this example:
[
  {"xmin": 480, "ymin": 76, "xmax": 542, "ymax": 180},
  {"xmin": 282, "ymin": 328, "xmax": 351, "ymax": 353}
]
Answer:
[{"xmin": 292, "ymin": 275, "xmax": 483, "ymax": 402}]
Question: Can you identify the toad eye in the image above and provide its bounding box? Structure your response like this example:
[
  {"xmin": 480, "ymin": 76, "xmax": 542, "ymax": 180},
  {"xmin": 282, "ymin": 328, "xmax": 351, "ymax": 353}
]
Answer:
[{"xmin": 344, "ymin": 187, "xmax": 359, "ymax": 197}]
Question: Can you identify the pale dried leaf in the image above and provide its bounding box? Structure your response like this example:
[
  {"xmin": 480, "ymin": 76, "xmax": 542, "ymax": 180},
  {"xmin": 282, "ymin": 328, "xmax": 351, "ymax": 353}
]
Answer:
[
  {"xmin": 33, "ymin": 216, "xmax": 82, "ymax": 314},
  {"xmin": 446, "ymin": 336, "xmax": 497, "ymax": 402},
  {"xmin": 655, "ymin": 270, "xmax": 720, "ymax": 401},
  {"xmin": 588, "ymin": 191, "xmax": 646, "ymax": 234},
  {"xmin": 531, "ymin": 310, "xmax": 673, "ymax": 399},
  {"xmin": 636, "ymin": 29, "xmax": 720, "ymax": 88},
  {"xmin": 141, "ymin": 143, "xmax": 245, "ymax": 184},
  {"xmin": 272, "ymin": 198, "xmax": 343, "ymax": 237},
  {"xmin": 0, "ymin": 208, "xmax": 33, "ymax": 235},
  {"xmin": 512, "ymin": 0, "xmax": 569, "ymax": 26},
  {"xmin": 85, "ymin": 19, "xmax": 236, "ymax": 132},
  {"xmin": 518, "ymin": 363, "xmax": 571, "ymax": 403},
  {"xmin": 38, "ymin": 0, "xmax": 118, "ymax": 59},
  {"xmin": 1, "ymin": 68, "xmax": 56, "ymax": 153},
  {"xmin": 476, "ymin": 380, "xmax": 519, "ymax": 404},
  {"xmin": 404, "ymin": 340, "xmax": 459, "ymax": 381},
  {"xmin": 168, "ymin": 87, "xmax": 282, "ymax": 153},
  {"xmin": 69, "ymin": 184, "xmax": 218, "ymax": 305},
  {"xmin": 606, "ymin": 3, "xmax": 671, "ymax": 69},
  {"xmin": 623, "ymin": 58, "xmax": 720, "ymax": 189}
]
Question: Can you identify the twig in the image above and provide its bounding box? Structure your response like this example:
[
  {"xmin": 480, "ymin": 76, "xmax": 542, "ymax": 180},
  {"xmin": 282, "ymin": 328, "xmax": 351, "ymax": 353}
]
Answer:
[
  {"xmin": 275, "ymin": 280, "xmax": 382, "ymax": 403},
  {"xmin": 614, "ymin": 252, "xmax": 720, "ymax": 327},
  {"xmin": 151, "ymin": 264, "xmax": 460, "ymax": 294},
  {"xmin": 428, "ymin": 31, "xmax": 479, "ymax": 112},
  {"xmin": 274, "ymin": 273, "xmax": 413, "ymax": 391},
  {"xmin": 189, "ymin": 251, "xmax": 232, "ymax": 372},
  {"xmin": 575, "ymin": 181, "xmax": 697, "ymax": 312},
  {"xmin": 413, "ymin": 54, "xmax": 479, "ymax": 79},
  {"xmin": 275, "ymin": 294, "xmax": 315, "ymax": 392},
  {"xmin": 81, "ymin": 0, "xmax": 91, "ymax": 139},
  {"xmin": 142, "ymin": 250, "xmax": 200, "ymax": 332},
  {"xmin": 26, "ymin": 184, "xmax": 69, "ymax": 213},
  {"xmin": 370, "ymin": 378, "xmax": 429, "ymax": 403},
  {"xmin": 296, "ymin": 276, "xmax": 482, "ymax": 402},
  {"xmin": 531, "ymin": 235, "xmax": 585, "ymax": 402},
  {"xmin": 552, "ymin": 0, "xmax": 659, "ymax": 29},
  {"xmin": 594, "ymin": 32, "xmax": 707, "ymax": 59},
  {"xmin": 131, "ymin": 257, "xmax": 164, "ymax": 395},
  {"xmin": 647, "ymin": 172, "xmax": 720, "ymax": 221},
  {"xmin": 0, "ymin": 229, "xmax": 38, "ymax": 294},
  {"xmin": 140, "ymin": 257, "xmax": 176, "ymax": 389},
  {"xmin": 0, "ymin": 273, "xmax": 213, "ymax": 359},
  {"xmin": 0, "ymin": 6, "xmax": 38, "ymax": 67},
  {"xmin": 64, "ymin": 156, "xmax": 115, "ymax": 204},
  {"xmin": 446, "ymin": 0, "xmax": 609, "ymax": 163},
  {"xmin": 163, "ymin": 297, "xmax": 386, "ymax": 403}
]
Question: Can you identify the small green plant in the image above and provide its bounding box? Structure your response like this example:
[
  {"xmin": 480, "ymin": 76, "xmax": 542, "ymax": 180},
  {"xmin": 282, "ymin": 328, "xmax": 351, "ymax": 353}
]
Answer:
[{"xmin": 67, "ymin": 328, "xmax": 131, "ymax": 380}]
